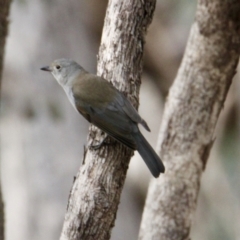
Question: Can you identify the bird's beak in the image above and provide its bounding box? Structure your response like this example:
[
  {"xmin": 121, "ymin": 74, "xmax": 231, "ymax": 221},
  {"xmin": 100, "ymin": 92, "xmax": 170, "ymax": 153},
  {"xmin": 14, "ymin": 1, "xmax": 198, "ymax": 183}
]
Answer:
[{"xmin": 40, "ymin": 66, "xmax": 52, "ymax": 72}]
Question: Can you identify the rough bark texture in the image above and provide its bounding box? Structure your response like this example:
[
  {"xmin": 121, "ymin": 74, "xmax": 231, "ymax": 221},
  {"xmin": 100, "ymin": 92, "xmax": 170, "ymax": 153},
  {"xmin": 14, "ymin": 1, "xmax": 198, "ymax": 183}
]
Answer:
[
  {"xmin": 139, "ymin": 1, "xmax": 240, "ymax": 240},
  {"xmin": 60, "ymin": 0, "xmax": 156, "ymax": 239},
  {"xmin": 0, "ymin": 1, "xmax": 12, "ymax": 239}
]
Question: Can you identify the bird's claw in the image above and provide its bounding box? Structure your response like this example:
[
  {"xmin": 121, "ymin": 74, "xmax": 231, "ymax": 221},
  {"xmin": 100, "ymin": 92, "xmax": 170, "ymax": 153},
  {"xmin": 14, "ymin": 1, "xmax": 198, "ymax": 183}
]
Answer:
[{"xmin": 89, "ymin": 136, "xmax": 109, "ymax": 150}]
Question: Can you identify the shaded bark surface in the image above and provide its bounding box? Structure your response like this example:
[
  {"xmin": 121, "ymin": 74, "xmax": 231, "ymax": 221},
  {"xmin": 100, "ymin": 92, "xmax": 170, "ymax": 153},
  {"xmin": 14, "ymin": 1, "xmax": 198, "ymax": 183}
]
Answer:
[
  {"xmin": 0, "ymin": 1, "xmax": 12, "ymax": 239},
  {"xmin": 60, "ymin": 0, "xmax": 156, "ymax": 239},
  {"xmin": 139, "ymin": 1, "xmax": 240, "ymax": 240}
]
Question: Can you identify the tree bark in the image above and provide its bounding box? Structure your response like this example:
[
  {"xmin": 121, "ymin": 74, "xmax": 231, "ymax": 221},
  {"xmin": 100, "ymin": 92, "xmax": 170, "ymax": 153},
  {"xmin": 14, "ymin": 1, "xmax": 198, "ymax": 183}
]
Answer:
[
  {"xmin": 139, "ymin": 1, "xmax": 240, "ymax": 240},
  {"xmin": 0, "ymin": 1, "xmax": 12, "ymax": 239},
  {"xmin": 60, "ymin": 0, "xmax": 156, "ymax": 239}
]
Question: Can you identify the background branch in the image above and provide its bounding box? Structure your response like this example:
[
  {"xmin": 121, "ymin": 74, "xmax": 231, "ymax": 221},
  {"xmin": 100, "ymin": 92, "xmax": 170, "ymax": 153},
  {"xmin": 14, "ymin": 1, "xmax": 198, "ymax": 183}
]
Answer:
[
  {"xmin": 60, "ymin": 0, "xmax": 156, "ymax": 239},
  {"xmin": 0, "ymin": 0, "xmax": 12, "ymax": 239},
  {"xmin": 0, "ymin": 0, "xmax": 11, "ymax": 91},
  {"xmin": 139, "ymin": 0, "xmax": 240, "ymax": 239}
]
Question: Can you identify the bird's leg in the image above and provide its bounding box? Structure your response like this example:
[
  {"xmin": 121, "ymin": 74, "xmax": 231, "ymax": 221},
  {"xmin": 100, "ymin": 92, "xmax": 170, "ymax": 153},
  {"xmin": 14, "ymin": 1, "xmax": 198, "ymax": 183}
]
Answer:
[{"xmin": 89, "ymin": 136, "xmax": 110, "ymax": 150}]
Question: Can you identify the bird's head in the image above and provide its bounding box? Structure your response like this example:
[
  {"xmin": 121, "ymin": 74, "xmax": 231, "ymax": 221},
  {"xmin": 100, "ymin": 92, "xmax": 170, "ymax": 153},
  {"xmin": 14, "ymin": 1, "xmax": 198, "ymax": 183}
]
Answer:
[{"xmin": 41, "ymin": 58, "xmax": 84, "ymax": 86}]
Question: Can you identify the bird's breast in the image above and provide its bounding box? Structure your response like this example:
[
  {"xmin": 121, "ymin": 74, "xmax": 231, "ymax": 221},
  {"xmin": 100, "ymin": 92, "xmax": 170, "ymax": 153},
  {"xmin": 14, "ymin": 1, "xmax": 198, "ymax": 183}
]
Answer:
[{"xmin": 62, "ymin": 85, "xmax": 78, "ymax": 112}]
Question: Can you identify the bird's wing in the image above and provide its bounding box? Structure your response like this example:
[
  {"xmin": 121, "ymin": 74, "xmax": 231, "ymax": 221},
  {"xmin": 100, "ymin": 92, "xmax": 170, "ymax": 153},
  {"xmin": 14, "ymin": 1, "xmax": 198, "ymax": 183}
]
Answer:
[
  {"xmin": 90, "ymin": 102, "xmax": 138, "ymax": 150},
  {"xmin": 71, "ymin": 75, "xmax": 147, "ymax": 149},
  {"xmin": 115, "ymin": 92, "xmax": 150, "ymax": 132}
]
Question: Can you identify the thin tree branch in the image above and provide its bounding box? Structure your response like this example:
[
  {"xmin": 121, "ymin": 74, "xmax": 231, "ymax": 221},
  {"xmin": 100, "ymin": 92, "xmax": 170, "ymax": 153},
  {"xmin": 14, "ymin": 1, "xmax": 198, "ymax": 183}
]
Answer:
[
  {"xmin": 60, "ymin": 0, "xmax": 156, "ymax": 239},
  {"xmin": 139, "ymin": 1, "xmax": 240, "ymax": 239},
  {"xmin": 0, "ymin": 1, "xmax": 12, "ymax": 239},
  {"xmin": 0, "ymin": 186, "xmax": 3, "ymax": 240},
  {"xmin": 0, "ymin": 0, "xmax": 11, "ymax": 92}
]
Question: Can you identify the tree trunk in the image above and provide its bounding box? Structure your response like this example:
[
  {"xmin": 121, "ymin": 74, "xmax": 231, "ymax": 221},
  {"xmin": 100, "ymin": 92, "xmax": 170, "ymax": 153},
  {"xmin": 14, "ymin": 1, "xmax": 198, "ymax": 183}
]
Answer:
[
  {"xmin": 139, "ymin": 1, "xmax": 240, "ymax": 240},
  {"xmin": 0, "ymin": 1, "xmax": 12, "ymax": 239},
  {"xmin": 0, "ymin": 0, "xmax": 11, "ymax": 91},
  {"xmin": 60, "ymin": 0, "xmax": 156, "ymax": 239}
]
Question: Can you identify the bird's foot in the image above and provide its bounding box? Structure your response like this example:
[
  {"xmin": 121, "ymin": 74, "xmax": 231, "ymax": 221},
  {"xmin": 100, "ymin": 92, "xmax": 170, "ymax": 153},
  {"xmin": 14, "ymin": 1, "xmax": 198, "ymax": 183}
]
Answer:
[{"xmin": 89, "ymin": 136, "xmax": 109, "ymax": 150}]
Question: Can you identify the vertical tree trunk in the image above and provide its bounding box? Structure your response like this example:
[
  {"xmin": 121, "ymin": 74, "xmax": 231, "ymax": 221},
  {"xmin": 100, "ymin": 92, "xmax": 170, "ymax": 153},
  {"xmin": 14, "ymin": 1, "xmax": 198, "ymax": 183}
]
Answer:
[
  {"xmin": 60, "ymin": 0, "xmax": 156, "ymax": 239},
  {"xmin": 139, "ymin": 1, "xmax": 240, "ymax": 240},
  {"xmin": 0, "ymin": 1, "xmax": 12, "ymax": 240},
  {"xmin": 0, "ymin": 0, "xmax": 11, "ymax": 91}
]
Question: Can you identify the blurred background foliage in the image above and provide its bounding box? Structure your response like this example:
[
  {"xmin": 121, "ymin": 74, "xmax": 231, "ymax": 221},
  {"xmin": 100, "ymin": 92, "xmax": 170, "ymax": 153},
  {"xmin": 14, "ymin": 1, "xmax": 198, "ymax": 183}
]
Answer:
[{"xmin": 0, "ymin": 0, "xmax": 239, "ymax": 239}]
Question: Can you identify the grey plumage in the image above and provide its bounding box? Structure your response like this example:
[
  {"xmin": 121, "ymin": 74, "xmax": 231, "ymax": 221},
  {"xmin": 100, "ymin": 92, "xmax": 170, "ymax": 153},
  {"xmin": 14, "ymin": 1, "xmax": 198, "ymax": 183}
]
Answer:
[{"xmin": 41, "ymin": 58, "xmax": 165, "ymax": 177}]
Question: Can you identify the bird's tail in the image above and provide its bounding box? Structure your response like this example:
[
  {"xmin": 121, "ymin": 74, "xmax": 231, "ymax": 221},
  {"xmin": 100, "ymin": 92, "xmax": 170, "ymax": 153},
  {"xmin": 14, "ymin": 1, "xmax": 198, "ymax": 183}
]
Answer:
[{"xmin": 134, "ymin": 132, "xmax": 165, "ymax": 178}]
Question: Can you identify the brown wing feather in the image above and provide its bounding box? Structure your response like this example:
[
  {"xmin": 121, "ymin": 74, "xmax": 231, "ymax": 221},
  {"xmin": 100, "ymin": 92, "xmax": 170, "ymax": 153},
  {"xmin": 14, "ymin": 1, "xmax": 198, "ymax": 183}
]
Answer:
[
  {"xmin": 88, "ymin": 106, "xmax": 137, "ymax": 150},
  {"xmin": 71, "ymin": 73, "xmax": 145, "ymax": 149}
]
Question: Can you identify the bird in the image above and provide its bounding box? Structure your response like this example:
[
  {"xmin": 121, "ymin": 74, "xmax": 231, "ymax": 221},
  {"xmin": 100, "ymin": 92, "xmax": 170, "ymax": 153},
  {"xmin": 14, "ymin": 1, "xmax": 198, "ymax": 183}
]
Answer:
[{"xmin": 41, "ymin": 58, "xmax": 165, "ymax": 177}]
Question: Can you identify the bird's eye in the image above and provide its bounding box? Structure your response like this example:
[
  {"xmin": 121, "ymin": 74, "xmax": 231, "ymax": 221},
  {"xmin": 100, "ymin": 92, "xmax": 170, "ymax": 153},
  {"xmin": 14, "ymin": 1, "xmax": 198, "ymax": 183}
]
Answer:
[{"xmin": 56, "ymin": 65, "xmax": 61, "ymax": 70}]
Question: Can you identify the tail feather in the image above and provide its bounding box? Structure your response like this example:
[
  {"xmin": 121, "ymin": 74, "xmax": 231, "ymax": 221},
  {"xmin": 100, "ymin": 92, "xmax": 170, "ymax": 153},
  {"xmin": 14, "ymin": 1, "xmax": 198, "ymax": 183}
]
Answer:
[{"xmin": 134, "ymin": 132, "xmax": 165, "ymax": 178}]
